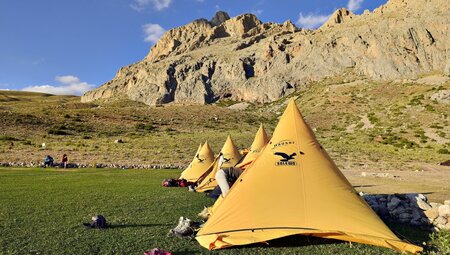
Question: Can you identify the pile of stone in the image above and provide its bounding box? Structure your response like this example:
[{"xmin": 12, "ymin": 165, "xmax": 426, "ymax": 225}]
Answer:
[
  {"xmin": 0, "ymin": 162, "xmax": 185, "ymax": 170},
  {"xmin": 362, "ymin": 193, "xmax": 450, "ymax": 231},
  {"xmin": 93, "ymin": 163, "xmax": 183, "ymax": 169}
]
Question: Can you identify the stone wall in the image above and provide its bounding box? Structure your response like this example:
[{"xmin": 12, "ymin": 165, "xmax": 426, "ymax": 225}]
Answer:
[
  {"xmin": 0, "ymin": 162, "xmax": 185, "ymax": 170},
  {"xmin": 362, "ymin": 192, "xmax": 450, "ymax": 231}
]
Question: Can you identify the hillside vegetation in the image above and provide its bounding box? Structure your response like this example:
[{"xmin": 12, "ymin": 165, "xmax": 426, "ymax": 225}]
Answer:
[{"xmin": 1, "ymin": 76, "xmax": 449, "ymax": 170}]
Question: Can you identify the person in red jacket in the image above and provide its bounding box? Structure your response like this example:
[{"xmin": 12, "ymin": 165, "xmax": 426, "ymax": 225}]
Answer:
[{"xmin": 61, "ymin": 154, "xmax": 68, "ymax": 168}]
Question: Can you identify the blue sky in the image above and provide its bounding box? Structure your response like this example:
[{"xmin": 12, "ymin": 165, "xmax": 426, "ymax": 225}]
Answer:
[{"xmin": 0, "ymin": 0, "xmax": 387, "ymax": 95}]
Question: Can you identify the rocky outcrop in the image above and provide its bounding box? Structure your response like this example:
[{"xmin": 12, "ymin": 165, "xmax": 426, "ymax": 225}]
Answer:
[
  {"xmin": 320, "ymin": 8, "xmax": 355, "ymax": 29},
  {"xmin": 82, "ymin": 0, "xmax": 450, "ymax": 106}
]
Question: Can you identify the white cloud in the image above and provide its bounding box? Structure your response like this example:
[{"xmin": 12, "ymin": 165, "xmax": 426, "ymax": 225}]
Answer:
[
  {"xmin": 22, "ymin": 75, "xmax": 94, "ymax": 96},
  {"xmin": 143, "ymin": 23, "xmax": 166, "ymax": 43},
  {"xmin": 130, "ymin": 0, "xmax": 150, "ymax": 11},
  {"xmin": 347, "ymin": 0, "xmax": 364, "ymax": 12},
  {"xmin": 153, "ymin": 0, "xmax": 171, "ymax": 10},
  {"xmin": 251, "ymin": 9, "xmax": 263, "ymax": 16},
  {"xmin": 296, "ymin": 13, "xmax": 330, "ymax": 29},
  {"xmin": 130, "ymin": 0, "xmax": 172, "ymax": 11},
  {"xmin": 55, "ymin": 75, "xmax": 80, "ymax": 84}
]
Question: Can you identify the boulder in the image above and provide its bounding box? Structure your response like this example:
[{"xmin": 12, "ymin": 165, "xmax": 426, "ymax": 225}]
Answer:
[
  {"xmin": 430, "ymin": 202, "xmax": 442, "ymax": 208},
  {"xmin": 387, "ymin": 197, "xmax": 402, "ymax": 211},
  {"xmin": 434, "ymin": 216, "xmax": 447, "ymax": 226},
  {"xmin": 415, "ymin": 197, "xmax": 432, "ymax": 210},
  {"xmin": 438, "ymin": 205, "xmax": 450, "ymax": 217},
  {"xmin": 430, "ymin": 90, "xmax": 450, "ymax": 104},
  {"xmin": 424, "ymin": 208, "xmax": 439, "ymax": 220}
]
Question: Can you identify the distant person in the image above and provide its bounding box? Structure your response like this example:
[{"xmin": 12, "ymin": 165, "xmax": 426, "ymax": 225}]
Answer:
[
  {"xmin": 215, "ymin": 153, "xmax": 244, "ymax": 197},
  {"xmin": 61, "ymin": 154, "xmax": 68, "ymax": 168},
  {"xmin": 44, "ymin": 155, "xmax": 54, "ymax": 167}
]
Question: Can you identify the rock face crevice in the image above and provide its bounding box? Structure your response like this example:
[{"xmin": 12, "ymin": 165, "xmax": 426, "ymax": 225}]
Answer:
[{"xmin": 82, "ymin": 0, "xmax": 450, "ymax": 106}]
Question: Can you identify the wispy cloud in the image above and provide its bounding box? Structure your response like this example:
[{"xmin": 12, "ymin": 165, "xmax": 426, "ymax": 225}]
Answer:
[
  {"xmin": 296, "ymin": 13, "xmax": 330, "ymax": 29},
  {"xmin": 31, "ymin": 58, "xmax": 46, "ymax": 66},
  {"xmin": 251, "ymin": 9, "xmax": 263, "ymax": 16},
  {"xmin": 130, "ymin": 0, "xmax": 172, "ymax": 11},
  {"xmin": 22, "ymin": 75, "xmax": 94, "ymax": 96},
  {"xmin": 347, "ymin": 0, "xmax": 364, "ymax": 12},
  {"xmin": 143, "ymin": 23, "xmax": 166, "ymax": 43}
]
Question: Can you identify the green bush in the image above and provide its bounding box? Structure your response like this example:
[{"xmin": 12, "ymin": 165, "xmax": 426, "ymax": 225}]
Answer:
[
  {"xmin": 424, "ymin": 104, "xmax": 435, "ymax": 112},
  {"xmin": 47, "ymin": 129, "xmax": 69, "ymax": 135},
  {"xmin": 0, "ymin": 135, "xmax": 20, "ymax": 141},
  {"xmin": 427, "ymin": 230, "xmax": 450, "ymax": 255},
  {"xmin": 437, "ymin": 148, "xmax": 450, "ymax": 154},
  {"xmin": 135, "ymin": 123, "xmax": 156, "ymax": 132}
]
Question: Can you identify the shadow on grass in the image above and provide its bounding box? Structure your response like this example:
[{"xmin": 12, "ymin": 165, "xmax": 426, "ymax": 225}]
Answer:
[
  {"xmin": 108, "ymin": 223, "xmax": 172, "ymax": 229},
  {"xmin": 353, "ymin": 184, "xmax": 376, "ymax": 188},
  {"xmin": 227, "ymin": 235, "xmax": 344, "ymax": 250}
]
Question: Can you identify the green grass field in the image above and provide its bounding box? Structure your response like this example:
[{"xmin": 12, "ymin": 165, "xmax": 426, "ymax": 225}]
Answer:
[{"xmin": 0, "ymin": 168, "xmax": 430, "ymax": 255}]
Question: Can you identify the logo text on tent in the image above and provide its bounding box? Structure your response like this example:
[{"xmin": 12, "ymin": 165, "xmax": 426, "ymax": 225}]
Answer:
[
  {"xmin": 272, "ymin": 140, "xmax": 295, "ymax": 149},
  {"xmin": 274, "ymin": 152, "xmax": 297, "ymax": 166}
]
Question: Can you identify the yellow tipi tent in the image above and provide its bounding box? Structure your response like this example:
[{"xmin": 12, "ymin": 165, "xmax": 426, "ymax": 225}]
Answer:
[
  {"xmin": 195, "ymin": 135, "xmax": 241, "ymax": 193},
  {"xmin": 196, "ymin": 99, "xmax": 422, "ymax": 254},
  {"xmin": 179, "ymin": 142, "xmax": 215, "ymax": 182},
  {"xmin": 236, "ymin": 123, "xmax": 269, "ymax": 169},
  {"xmin": 207, "ymin": 124, "xmax": 270, "ymax": 217}
]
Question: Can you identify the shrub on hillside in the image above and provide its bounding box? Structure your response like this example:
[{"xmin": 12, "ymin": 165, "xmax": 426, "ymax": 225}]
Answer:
[{"xmin": 437, "ymin": 148, "xmax": 450, "ymax": 154}]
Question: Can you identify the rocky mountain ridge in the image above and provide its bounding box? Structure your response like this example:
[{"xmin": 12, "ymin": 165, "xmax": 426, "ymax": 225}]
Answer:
[{"xmin": 82, "ymin": 0, "xmax": 449, "ymax": 106}]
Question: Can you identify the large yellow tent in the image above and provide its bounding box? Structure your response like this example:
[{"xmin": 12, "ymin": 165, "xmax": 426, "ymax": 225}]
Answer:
[
  {"xmin": 196, "ymin": 99, "xmax": 422, "ymax": 254},
  {"xmin": 179, "ymin": 142, "xmax": 215, "ymax": 182},
  {"xmin": 235, "ymin": 123, "xmax": 269, "ymax": 169},
  {"xmin": 195, "ymin": 135, "xmax": 241, "ymax": 193}
]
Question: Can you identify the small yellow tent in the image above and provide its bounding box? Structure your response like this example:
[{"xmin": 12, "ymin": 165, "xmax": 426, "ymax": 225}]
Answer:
[
  {"xmin": 196, "ymin": 99, "xmax": 422, "ymax": 254},
  {"xmin": 236, "ymin": 123, "xmax": 269, "ymax": 169},
  {"xmin": 179, "ymin": 142, "xmax": 215, "ymax": 182},
  {"xmin": 195, "ymin": 136, "xmax": 241, "ymax": 193},
  {"xmin": 180, "ymin": 143, "xmax": 202, "ymax": 178},
  {"xmin": 208, "ymin": 124, "xmax": 270, "ymax": 216}
]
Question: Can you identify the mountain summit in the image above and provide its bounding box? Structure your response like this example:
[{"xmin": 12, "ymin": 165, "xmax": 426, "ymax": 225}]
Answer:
[{"xmin": 82, "ymin": 0, "xmax": 449, "ymax": 106}]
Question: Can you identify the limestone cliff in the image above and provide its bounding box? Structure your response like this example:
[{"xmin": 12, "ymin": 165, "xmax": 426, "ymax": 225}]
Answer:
[{"xmin": 82, "ymin": 0, "xmax": 449, "ymax": 105}]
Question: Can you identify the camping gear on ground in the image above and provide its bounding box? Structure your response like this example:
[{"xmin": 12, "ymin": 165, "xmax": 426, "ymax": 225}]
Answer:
[
  {"xmin": 195, "ymin": 136, "xmax": 242, "ymax": 192},
  {"xmin": 179, "ymin": 142, "xmax": 215, "ymax": 182},
  {"xmin": 196, "ymin": 99, "xmax": 422, "ymax": 254},
  {"xmin": 168, "ymin": 217, "xmax": 199, "ymax": 239},
  {"xmin": 83, "ymin": 215, "xmax": 107, "ymax": 229},
  {"xmin": 143, "ymin": 248, "xmax": 172, "ymax": 255},
  {"xmin": 162, "ymin": 179, "xmax": 194, "ymax": 187}
]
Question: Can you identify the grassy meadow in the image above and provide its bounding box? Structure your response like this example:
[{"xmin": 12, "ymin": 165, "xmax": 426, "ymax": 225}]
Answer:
[
  {"xmin": 1, "ymin": 76, "xmax": 449, "ymax": 254},
  {"xmin": 0, "ymin": 167, "xmax": 431, "ymax": 255}
]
